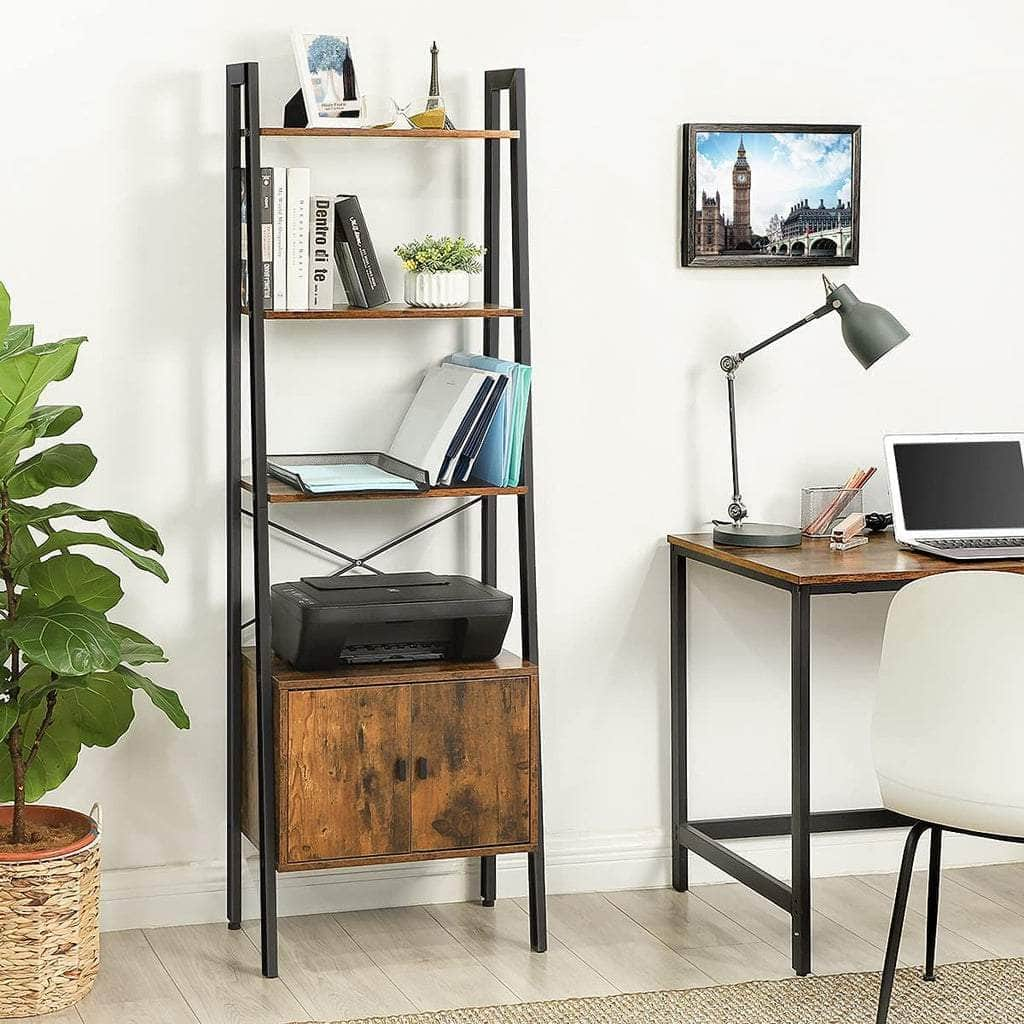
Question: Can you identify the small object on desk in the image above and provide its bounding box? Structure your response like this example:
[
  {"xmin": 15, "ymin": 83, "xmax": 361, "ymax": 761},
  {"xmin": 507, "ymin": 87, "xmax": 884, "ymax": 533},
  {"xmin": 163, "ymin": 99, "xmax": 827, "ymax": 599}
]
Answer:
[
  {"xmin": 711, "ymin": 275, "xmax": 909, "ymax": 548},
  {"xmin": 865, "ymin": 511, "xmax": 894, "ymax": 533},
  {"xmin": 831, "ymin": 511, "xmax": 867, "ymax": 545},
  {"xmin": 801, "ymin": 467, "xmax": 875, "ymax": 537},
  {"xmin": 830, "ymin": 535, "xmax": 869, "ymax": 552}
]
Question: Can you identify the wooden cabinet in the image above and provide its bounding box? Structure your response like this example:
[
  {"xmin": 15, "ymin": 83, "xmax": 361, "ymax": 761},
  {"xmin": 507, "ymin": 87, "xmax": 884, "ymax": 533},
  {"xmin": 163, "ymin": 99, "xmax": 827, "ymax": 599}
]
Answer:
[{"xmin": 241, "ymin": 652, "xmax": 539, "ymax": 872}]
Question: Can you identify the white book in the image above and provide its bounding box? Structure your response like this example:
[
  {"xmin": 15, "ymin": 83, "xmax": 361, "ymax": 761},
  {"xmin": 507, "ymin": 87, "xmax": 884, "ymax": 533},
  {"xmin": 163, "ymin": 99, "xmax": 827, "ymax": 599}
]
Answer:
[
  {"xmin": 286, "ymin": 167, "xmax": 311, "ymax": 311},
  {"xmin": 272, "ymin": 168, "xmax": 287, "ymax": 310},
  {"xmin": 388, "ymin": 364, "xmax": 489, "ymax": 485},
  {"xmin": 307, "ymin": 195, "xmax": 335, "ymax": 311}
]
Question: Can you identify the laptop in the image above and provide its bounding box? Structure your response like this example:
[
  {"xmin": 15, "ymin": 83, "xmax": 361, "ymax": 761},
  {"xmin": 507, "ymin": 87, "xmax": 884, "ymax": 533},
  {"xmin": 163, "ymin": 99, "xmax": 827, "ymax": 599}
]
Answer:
[{"xmin": 884, "ymin": 433, "xmax": 1024, "ymax": 560}]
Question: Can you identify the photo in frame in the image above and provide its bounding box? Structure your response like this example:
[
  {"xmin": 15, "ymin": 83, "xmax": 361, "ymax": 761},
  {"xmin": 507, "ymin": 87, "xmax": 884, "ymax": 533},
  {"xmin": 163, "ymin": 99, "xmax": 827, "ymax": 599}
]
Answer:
[
  {"xmin": 681, "ymin": 124, "xmax": 861, "ymax": 268},
  {"xmin": 291, "ymin": 31, "xmax": 361, "ymax": 125}
]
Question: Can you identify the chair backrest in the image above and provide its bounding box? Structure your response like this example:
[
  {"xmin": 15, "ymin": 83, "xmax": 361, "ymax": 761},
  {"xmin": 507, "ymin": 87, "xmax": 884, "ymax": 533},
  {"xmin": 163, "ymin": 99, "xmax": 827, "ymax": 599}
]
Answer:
[{"xmin": 872, "ymin": 570, "xmax": 1024, "ymax": 836}]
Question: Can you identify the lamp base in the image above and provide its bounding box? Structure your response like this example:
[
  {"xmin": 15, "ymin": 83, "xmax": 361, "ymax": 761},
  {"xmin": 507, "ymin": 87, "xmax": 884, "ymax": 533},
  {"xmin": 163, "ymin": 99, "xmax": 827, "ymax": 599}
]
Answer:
[{"xmin": 713, "ymin": 522, "xmax": 802, "ymax": 548}]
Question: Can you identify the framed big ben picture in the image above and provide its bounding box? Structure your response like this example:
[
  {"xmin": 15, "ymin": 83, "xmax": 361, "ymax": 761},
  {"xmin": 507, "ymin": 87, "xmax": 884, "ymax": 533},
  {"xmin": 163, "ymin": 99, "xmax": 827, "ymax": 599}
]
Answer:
[{"xmin": 681, "ymin": 123, "xmax": 861, "ymax": 268}]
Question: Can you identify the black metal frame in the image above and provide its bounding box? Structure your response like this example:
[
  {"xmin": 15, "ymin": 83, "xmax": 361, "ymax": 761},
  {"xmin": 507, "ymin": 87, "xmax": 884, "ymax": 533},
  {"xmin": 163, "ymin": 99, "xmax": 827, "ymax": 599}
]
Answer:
[
  {"xmin": 226, "ymin": 62, "xmax": 546, "ymax": 979},
  {"xmin": 680, "ymin": 123, "xmax": 861, "ymax": 269},
  {"xmin": 670, "ymin": 544, "xmax": 915, "ymax": 976}
]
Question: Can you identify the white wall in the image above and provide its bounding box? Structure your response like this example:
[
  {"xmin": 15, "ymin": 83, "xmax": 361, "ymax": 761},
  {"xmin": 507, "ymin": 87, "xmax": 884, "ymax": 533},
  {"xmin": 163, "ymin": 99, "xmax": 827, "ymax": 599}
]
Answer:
[{"xmin": 3, "ymin": 0, "xmax": 1024, "ymax": 928}]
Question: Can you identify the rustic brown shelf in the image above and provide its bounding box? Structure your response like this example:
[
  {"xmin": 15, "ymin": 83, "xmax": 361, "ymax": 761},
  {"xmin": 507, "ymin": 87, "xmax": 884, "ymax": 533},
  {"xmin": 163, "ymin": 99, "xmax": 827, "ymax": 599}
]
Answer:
[
  {"xmin": 243, "ymin": 475, "xmax": 527, "ymax": 503},
  {"xmin": 245, "ymin": 302, "xmax": 522, "ymax": 320},
  {"xmin": 259, "ymin": 127, "xmax": 518, "ymax": 139}
]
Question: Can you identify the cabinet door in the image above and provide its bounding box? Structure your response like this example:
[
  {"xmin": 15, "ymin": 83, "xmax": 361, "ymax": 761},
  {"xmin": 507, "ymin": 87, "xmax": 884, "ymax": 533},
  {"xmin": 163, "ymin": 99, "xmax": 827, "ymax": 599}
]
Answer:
[
  {"xmin": 410, "ymin": 677, "xmax": 532, "ymax": 852},
  {"xmin": 284, "ymin": 686, "xmax": 411, "ymax": 864}
]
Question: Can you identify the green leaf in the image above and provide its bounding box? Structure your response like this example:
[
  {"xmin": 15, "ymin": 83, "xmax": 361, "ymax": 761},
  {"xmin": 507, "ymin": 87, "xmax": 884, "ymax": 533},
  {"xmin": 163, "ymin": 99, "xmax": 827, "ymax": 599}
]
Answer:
[
  {"xmin": 0, "ymin": 698, "xmax": 80, "ymax": 803},
  {"xmin": 0, "ymin": 337, "xmax": 84, "ymax": 434},
  {"xmin": 14, "ymin": 529, "xmax": 167, "ymax": 582},
  {"xmin": 0, "ymin": 427, "xmax": 35, "ymax": 479},
  {"xmin": 2, "ymin": 324, "xmax": 34, "ymax": 359},
  {"xmin": 28, "ymin": 404, "xmax": 81, "ymax": 438},
  {"xmin": 7, "ymin": 598, "xmax": 122, "ymax": 676},
  {"xmin": 0, "ymin": 283, "xmax": 9, "ymax": 340},
  {"xmin": 56, "ymin": 672, "xmax": 135, "ymax": 747},
  {"xmin": 0, "ymin": 697, "xmax": 17, "ymax": 742},
  {"xmin": 11, "ymin": 525, "xmax": 38, "ymax": 575},
  {"xmin": 11, "ymin": 502, "xmax": 163, "ymax": 555},
  {"xmin": 7, "ymin": 443, "xmax": 96, "ymax": 498},
  {"xmin": 109, "ymin": 622, "xmax": 167, "ymax": 664},
  {"xmin": 102, "ymin": 665, "xmax": 188, "ymax": 729},
  {"xmin": 27, "ymin": 554, "xmax": 123, "ymax": 612}
]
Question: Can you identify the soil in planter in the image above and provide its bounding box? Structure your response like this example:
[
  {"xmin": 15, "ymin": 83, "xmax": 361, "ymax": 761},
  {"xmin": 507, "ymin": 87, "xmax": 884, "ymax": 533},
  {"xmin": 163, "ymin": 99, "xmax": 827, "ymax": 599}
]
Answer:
[{"xmin": 0, "ymin": 819, "xmax": 90, "ymax": 855}]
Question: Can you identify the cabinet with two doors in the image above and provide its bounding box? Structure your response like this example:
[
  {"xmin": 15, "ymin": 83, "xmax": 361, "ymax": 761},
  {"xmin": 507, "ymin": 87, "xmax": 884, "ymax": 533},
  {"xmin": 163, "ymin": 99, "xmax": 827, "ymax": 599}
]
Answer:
[{"xmin": 241, "ymin": 650, "xmax": 539, "ymax": 870}]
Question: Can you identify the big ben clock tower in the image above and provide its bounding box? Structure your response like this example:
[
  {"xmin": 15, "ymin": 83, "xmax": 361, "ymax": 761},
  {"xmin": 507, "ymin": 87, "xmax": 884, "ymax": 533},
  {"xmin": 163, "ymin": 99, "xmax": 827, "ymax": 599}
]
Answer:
[{"xmin": 732, "ymin": 137, "xmax": 752, "ymax": 248}]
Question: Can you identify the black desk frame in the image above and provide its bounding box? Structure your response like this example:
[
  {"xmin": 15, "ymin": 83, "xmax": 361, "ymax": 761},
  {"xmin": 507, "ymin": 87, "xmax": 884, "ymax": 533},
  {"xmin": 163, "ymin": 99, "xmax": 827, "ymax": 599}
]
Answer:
[{"xmin": 670, "ymin": 543, "xmax": 914, "ymax": 976}]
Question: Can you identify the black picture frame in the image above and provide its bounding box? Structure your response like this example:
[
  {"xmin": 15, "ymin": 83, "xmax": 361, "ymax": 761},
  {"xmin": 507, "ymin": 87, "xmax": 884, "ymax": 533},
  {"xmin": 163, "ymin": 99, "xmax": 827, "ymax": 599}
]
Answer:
[{"xmin": 681, "ymin": 123, "xmax": 861, "ymax": 268}]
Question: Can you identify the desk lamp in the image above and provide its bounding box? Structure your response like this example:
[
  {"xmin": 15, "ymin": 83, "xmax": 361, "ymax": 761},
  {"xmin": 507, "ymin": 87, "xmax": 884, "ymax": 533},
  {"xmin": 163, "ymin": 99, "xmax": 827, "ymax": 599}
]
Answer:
[{"xmin": 714, "ymin": 275, "xmax": 909, "ymax": 548}]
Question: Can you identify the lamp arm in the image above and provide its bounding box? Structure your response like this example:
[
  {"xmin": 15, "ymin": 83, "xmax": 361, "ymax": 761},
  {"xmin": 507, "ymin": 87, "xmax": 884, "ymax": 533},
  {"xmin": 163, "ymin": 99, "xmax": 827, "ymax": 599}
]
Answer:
[{"xmin": 718, "ymin": 300, "xmax": 837, "ymax": 527}]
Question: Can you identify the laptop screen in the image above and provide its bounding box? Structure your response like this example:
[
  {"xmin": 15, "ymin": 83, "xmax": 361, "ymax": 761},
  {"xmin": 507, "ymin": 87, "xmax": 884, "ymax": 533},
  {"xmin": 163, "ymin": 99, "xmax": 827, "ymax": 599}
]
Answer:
[{"xmin": 894, "ymin": 441, "xmax": 1024, "ymax": 531}]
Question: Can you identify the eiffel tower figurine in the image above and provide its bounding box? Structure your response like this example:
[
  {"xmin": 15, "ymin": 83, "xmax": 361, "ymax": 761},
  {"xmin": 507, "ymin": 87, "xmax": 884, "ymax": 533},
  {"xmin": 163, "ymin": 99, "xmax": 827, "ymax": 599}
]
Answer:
[{"xmin": 426, "ymin": 41, "xmax": 455, "ymax": 129}]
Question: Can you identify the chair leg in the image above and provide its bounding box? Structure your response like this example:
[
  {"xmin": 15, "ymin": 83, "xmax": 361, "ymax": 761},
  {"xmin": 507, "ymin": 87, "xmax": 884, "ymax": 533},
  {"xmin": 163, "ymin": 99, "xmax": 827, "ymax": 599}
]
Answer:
[
  {"xmin": 876, "ymin": 821, "xmax": 929, "ymax": 1024},
  {"xmin": 924, "ymin": 826, "xmax": 942, "ymax": 981}
]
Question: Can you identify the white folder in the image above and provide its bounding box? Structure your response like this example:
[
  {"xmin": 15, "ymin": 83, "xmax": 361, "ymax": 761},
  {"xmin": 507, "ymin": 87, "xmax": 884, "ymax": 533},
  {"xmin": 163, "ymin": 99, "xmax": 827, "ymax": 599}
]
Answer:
[{"xmin": 388, "ymin": 364, "xmax": 489, "ymax": 484}]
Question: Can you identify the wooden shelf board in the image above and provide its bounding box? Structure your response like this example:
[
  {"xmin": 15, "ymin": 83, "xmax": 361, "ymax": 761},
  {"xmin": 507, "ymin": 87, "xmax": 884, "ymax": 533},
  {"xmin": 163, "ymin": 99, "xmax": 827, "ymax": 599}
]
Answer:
[
  {"xmin": 259, "ymin": 127, "xmax": 518, "ymax": 139},
  {"xmin": 242, "ymin": 647, "xmax": 536, "ymax": 687},
  {"xmin": 244, "ymin": 302, "xmax": 522, "ymax": 320},
  {"xmin": 242, "ymin": 475, "xmax": 526, "ymax": 503}
]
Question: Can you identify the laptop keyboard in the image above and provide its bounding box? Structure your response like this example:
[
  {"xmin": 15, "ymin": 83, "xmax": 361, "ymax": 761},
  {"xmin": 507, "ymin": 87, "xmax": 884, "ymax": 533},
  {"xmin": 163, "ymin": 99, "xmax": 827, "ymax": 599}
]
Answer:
[{"xmin": 920, "ymin": 537, "xmax": 1024, "ymax": 550}]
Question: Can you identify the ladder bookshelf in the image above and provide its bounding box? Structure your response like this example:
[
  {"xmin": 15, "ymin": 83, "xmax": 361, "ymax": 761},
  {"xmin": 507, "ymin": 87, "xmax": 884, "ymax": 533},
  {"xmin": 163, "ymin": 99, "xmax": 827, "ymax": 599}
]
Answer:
[{"xmin": 225, "ymin": 62, "xmax": 546, "ymax": 979}]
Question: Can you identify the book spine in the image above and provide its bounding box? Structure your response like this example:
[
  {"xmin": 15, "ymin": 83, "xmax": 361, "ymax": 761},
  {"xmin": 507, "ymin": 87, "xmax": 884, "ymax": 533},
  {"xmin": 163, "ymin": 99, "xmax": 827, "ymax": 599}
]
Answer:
[
  {"xmin": 286, "ymin": 167, "xmax": 311, "ymax": 311},
  {"xmin": 260, "ymin": 169, "xmax": 273, "ymax": 306},
  {"xmin": 308, "ymin": 196, "xmax": 335, "ymax": 311},
  {"xmin": 332, "ymin": 195, "xmax": 390, "ymax": 308},
  {"xmin": 272, "ymin": 168, "xmax": 287, "ymax": 310}
]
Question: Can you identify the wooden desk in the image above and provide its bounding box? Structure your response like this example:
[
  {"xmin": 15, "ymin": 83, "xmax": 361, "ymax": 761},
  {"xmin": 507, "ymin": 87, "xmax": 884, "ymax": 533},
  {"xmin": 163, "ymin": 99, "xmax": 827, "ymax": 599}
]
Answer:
[{"xmin": 666, "ymin": 533, "xmax": 1024, "ymax": 977}]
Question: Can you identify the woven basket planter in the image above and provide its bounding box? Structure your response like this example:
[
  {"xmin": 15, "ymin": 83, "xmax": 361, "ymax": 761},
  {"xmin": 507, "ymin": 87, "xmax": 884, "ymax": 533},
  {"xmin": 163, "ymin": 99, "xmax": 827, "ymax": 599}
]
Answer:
[{"xmin": 0, "ymin": 805, "xmax": 100, "ymax": 1018}]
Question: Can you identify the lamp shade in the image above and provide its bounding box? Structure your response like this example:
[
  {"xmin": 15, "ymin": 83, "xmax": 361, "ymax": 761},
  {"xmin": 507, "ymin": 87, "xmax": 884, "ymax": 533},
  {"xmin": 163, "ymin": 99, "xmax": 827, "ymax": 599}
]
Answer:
[{"xmin": 829, "ymin": 283, "xmax": 909, "ymax": 369}]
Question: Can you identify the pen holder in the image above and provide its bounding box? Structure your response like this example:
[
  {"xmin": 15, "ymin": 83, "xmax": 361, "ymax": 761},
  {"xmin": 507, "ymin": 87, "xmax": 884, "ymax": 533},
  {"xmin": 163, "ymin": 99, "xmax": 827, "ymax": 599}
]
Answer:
[{"xmin": 801, "ymin": 486, "xmax": 864, "ymax": 538}]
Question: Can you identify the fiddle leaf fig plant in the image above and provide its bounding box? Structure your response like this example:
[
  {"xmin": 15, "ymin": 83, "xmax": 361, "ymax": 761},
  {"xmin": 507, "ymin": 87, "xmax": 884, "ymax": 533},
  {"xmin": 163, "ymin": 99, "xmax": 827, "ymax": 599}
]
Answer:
[{"xmin": 0, "ymin": 282, "xmax": 189, "ymax": 844}]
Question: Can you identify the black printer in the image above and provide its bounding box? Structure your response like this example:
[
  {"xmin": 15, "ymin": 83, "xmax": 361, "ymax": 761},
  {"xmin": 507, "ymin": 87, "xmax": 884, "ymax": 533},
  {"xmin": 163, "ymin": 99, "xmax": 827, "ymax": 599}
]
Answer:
[{"xmin": 270, "ymin": 572, "xmax": 513, "ymax": 670}]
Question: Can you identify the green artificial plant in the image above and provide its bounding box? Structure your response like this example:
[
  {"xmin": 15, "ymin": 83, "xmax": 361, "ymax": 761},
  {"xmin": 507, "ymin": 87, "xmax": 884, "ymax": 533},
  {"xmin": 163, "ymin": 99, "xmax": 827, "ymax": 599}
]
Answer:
[
  {"xmin": 394, "ymin": 235, "xmax": 485, "ymax": 274},
  {"xmin": 0, "ymin": 282, "xmax": 188, "ymax": 844}
]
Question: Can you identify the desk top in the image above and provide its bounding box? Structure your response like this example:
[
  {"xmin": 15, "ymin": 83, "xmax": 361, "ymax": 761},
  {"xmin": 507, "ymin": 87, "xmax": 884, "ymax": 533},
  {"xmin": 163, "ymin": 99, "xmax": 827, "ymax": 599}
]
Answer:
[{"xmin": 667, "ymin": 532, "xmax": 1024, "ymax": 586}]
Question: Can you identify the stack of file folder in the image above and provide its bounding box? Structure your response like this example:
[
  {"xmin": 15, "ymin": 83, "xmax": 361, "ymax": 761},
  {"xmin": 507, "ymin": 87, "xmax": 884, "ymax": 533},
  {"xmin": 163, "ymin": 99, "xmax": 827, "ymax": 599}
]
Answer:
[{"xmin": 267, "ymin": 354, "xmax": 532, "ymax": 495}]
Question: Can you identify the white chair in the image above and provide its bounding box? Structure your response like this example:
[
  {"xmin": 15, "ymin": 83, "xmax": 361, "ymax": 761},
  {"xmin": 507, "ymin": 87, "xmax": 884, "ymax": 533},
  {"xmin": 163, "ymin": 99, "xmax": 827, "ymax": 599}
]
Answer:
[{"xmin": 872, "ymin": 570, "xmax": 1024, "ymax": 1024}]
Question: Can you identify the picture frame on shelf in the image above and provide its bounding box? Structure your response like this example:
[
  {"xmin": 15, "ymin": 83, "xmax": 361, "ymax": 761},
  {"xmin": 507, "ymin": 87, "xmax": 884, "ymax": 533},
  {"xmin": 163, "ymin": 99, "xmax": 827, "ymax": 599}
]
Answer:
[
  {"xmin": 289, "ymin": 31, "xmax": 361, "ymax": 127},
  {"xmin": 681, "ymin": 123, "xmax": 861, "ymax": 268}
]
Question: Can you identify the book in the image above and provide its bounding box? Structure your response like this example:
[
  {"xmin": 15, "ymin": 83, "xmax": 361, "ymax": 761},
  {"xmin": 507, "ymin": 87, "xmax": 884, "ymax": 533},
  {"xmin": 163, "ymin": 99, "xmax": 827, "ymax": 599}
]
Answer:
[
  {"xmin": 272, "ymin": 168, "xmax": 287, "ymax": 310},
  {"xmin": 286, "ymin": 167, "xmax": 311, "ymax": 311},
  {"xmin": 308, "ymin": 195, "xmax": 335, "ymax": 310},
  {"xmin": 259, "ymin": 169, "xmax": 273, "ymax": 306},
  {"xmin": 333, "ymin": 195, "xmax": 390, "ymax": 308},
  {"xmin": 436, "ymin": 376, "xmax": 495, "ymax": 485}
]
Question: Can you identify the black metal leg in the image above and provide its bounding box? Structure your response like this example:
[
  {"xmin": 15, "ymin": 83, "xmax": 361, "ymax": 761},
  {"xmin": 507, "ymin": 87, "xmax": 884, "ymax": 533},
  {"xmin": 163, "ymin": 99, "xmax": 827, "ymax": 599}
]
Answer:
[
  {"xmin": 528, "ymin": 785, "xmax": 547, "ymax": 952},
  {"xmin": 480, "ymin": 856, "xmax": 497, "ymax": 907},
  {"xmin": 877, "ymin": 822, "xmax": 929, "ymax": 1024},
  {"xmin": 671, "ymin": 549, "xmax": 688, "ymax": 891},
  {"xmin": 924, "ymin": 826, "xmax": 942, "ymax": 981},
  {"xmin": 241, "ymin": 62, "xmax": 278, "ymax": 980},
  {"xmin": 225, "ymin": 64, "xmax": 244, "ymax": 933},
  {"xmin": 791, "ymin": 586, "xmax": 811, "ymax": 976}
]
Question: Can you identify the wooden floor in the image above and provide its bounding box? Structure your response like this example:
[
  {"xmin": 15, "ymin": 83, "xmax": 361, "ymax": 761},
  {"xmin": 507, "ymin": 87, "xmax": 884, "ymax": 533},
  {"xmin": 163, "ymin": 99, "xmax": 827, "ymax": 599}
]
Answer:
[{"xmin": 41, "ymin": 863, "xmax": 1024, "ymax": 1024}]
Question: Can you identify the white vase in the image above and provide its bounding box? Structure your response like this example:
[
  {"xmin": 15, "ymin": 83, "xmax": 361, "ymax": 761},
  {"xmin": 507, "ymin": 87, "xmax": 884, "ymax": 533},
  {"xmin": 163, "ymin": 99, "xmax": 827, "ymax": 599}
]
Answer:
[{"xmin": 404, "ymin": 270, "xmax": 471, "ymax": 308}]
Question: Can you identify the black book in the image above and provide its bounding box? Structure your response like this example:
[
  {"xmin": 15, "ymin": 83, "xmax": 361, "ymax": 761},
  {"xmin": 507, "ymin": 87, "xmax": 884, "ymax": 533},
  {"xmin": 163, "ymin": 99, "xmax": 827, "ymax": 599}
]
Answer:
[
  {"xmin": 333, "ymin": 195, "xmax": 390, "ymax": 308},
  {"xmin": 259, "ymin": 168, "xmax": 273, "ymax": 305}
]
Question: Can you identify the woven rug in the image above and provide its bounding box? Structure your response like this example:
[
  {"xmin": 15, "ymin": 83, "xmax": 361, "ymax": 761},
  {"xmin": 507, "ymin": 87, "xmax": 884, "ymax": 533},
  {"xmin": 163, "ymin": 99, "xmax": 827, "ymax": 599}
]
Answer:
[{"xmin": 290, "ymin": 958, "xmax": 1024, "ymax": 1024}]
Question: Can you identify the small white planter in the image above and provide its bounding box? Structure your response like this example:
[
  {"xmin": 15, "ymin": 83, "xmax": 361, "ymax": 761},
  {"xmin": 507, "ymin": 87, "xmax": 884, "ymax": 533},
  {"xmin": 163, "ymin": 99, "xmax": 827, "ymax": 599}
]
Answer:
[{"xmin": 404, "ymin": 270, "xmax": 471, "ymax": 308}]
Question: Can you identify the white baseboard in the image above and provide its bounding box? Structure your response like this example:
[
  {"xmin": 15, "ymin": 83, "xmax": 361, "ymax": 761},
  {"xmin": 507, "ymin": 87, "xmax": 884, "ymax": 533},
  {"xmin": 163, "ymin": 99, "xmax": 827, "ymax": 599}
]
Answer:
[{"xmin": 98, "ymin": 826, "xmax": 1024, "ymax": 932}]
